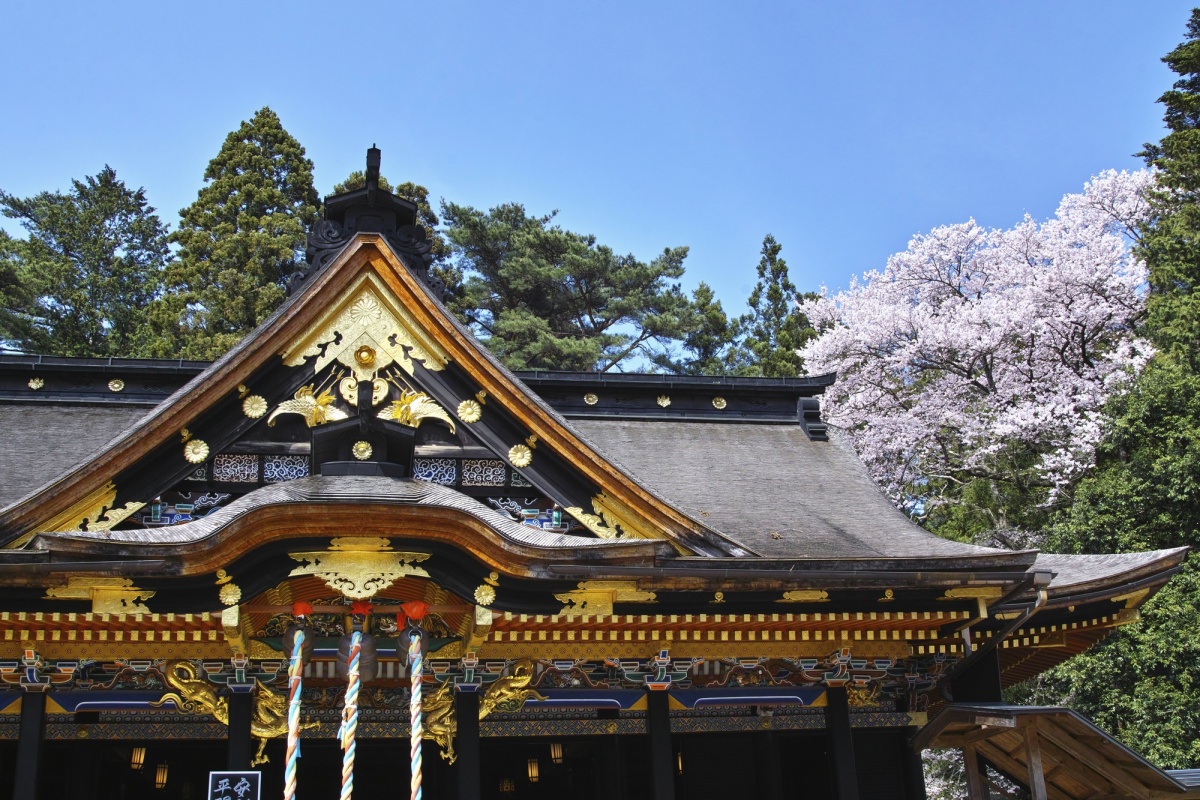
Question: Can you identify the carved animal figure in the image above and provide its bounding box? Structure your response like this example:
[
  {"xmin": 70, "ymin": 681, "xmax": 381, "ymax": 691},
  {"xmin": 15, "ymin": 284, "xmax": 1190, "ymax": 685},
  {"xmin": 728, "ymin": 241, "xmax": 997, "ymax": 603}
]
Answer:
[
  {"xmin": 421, "ymin": 679, "xmax": 458, "ymax": 764},
  {"xmin": 479, "ymin": 659, "xmax": 547, "ymax": 718},
  {"xmin": 268, "ymin": 385, "xmax": 348, "ymax": 428},
  {"xmin": 152, "ymin": 661, "xmax": 315, "ymax": 766},
  {"xmin": 379, "ymin": 390, "xmax": 456, "ymax": 434}
]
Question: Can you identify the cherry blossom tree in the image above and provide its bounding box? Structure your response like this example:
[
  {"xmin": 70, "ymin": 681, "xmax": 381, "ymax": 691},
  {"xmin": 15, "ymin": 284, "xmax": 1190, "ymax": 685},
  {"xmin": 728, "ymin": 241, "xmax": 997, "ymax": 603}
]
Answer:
[{"xmin": 799, "ymin": 170, "xmax": 1155, "ymax": 530}]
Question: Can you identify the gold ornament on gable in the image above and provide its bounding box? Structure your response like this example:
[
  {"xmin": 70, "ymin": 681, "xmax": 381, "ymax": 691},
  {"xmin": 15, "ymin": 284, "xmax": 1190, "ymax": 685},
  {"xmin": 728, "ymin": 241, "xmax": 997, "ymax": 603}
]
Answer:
[
  {"xmin": 456, "ymin": 399, "xmax": 483, "ymax": 423},
  {"xmin": 267, "ymin": 385, "xmax": 348, "ymax": 428},
  {"xmin": 379, "ymin": 390, "xmax": 456, "ymax": 433},
  {"xmin": 288, "ymin": 538, "xmax": 431, "ymax": 599}
]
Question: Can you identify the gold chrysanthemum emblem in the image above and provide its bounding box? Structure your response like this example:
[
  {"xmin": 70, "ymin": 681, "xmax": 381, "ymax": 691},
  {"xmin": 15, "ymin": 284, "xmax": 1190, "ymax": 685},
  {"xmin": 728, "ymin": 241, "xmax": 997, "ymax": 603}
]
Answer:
[
  {"xmin": 27, "ymin": 378, "xmax": 43, "ymax": 390},
  {"xmin": 219, "ymin": 583, "xmax": 242, "ymax": 606},
  {"xmin": 108, "ymin": 379, "xmax": 125, "ymax": 392},
  {"xmin": 457, "ymin": 399, "xmax": 482, "ymax": 423},
  {"xmin": 657, "ymin": 395, "xmax": 671, "ymax": 408},
  {"xmin": 352, "ymin": 440, "xmax": 374, "ymax": 461},
  {"xmin": 508, "ymin": 443, "xmax": 533, "ymax": 468},
  {"xmin": 474, "ymin": 583, "xmax": 496, "ymax": 606},
  {"xmin": 184, "ymin": 438, "xmax": 210, "ymax": 464},
  {"xmin": 712, "ymin": 396, "xmax": 727, "ymax": 410},
  {"xmin": 583, "ymin": 393, "xmax": 599, "ymax": 406},
  {"xmin": 242, "ymin": 395, "xmax": 268, "ymax": 419}
]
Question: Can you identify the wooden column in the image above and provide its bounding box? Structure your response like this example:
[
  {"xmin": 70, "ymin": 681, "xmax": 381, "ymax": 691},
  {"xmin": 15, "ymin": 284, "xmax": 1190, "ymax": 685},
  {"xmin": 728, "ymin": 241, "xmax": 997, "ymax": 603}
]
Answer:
[
  {"xmin": 902, "ymin": 730, "xmax": 928, "ymax": 800},
  {"xmin": 598, "ymin": 734, "xmax": 625, "ymax": 800},
  {"xmin": 825, "ymin": 686, "xmax": 860, "ymax": 800},
  {"xmin": 227, "ymin": 690, "xmax": 253, "ymax": 770},
  {"xmin": 962, "ymin": 745, "xmax": 987, "ymax": 800},
  {"xmin": 755, "ymin": 730, "xmax": 784, "ymax": 800},
  {"xmin": 455, "ymin": 690, "xmax": 481, "ymax": 800},
  {"xmin": 13, "ymin": 691, "xmax": 46, "ymax": 800},
  {"xmin": 646, "ymin": 690, "xmax": 676, "ymax": 800},
  {"xmin": 1022, "ymin": 723, "xmax": 1048, "ymax": 800}
]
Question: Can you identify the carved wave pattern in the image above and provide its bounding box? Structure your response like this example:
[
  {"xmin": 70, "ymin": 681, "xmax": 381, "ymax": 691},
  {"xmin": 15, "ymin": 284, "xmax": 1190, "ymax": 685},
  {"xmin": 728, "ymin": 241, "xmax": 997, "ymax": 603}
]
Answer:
[
  {"xmin": 263, "ymin": 455, "xmax": 311, "ymax": 483},
  {"xmin": 212, "ymin": 454, "xmax": 259, "ymax": 483},
  {"xmin": 412, "ymin": 458, "xmax": 456, "ymax": 485},
  {"xmin": 510, "ymin": 470, "xmax": 532, "ymax": 488},
  {"xmin": 462, "ymin": 459, "xmax": 506, "ymax": 487}
]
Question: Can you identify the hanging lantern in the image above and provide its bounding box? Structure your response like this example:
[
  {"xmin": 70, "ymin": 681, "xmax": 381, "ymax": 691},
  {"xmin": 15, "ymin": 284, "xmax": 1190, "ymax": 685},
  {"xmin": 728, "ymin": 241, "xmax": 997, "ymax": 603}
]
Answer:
[
  {"xmin": 130, "ymin": 746, "xmax": 146, "ymax": 770},
  {"xmin": 155, "ymin": 763, "xmax": 168, "ymax": 789},
  {"xmin": 550, "ymin": 741, "xmax": 563, "ymax": 765},
  {"xmin": 676, "ymin": 751, "xmax": 683, "ymax": 775},
  {"xmin": 527, "ymin": 757, "xmax": 540, "ymax": 783},
  {"xmin": 336, "ymin": 600, "xmax": 378, "ymax": 682}
]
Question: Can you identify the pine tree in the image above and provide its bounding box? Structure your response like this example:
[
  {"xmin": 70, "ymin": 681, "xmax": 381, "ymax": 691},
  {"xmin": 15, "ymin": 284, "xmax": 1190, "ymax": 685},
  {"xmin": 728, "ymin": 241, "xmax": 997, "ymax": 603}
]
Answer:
[
  {"xmin": 652, "ymin": 283, "xmax": 743, "ymax": 375},
  {"xmin": 0, "ymin": 167, "xmax": 169, "ymax": 356},
  {"xmin": 442, "ymin": 202, "xmax": 693, "ymax": 372},
  {"xmin": 137, "ymin": 108, "xmax": 319, "ymax": 359},
  {"xmin": 737, "ymin": 235, "xmax": 817, "ymax": 377}
]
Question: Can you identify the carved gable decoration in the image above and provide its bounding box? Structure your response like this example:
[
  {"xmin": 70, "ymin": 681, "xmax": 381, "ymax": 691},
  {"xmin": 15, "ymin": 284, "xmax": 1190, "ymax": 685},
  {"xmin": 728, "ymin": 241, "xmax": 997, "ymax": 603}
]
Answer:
[{"xmin": 281, "ymin": 270, "xmax": 450, "ymax": 379}]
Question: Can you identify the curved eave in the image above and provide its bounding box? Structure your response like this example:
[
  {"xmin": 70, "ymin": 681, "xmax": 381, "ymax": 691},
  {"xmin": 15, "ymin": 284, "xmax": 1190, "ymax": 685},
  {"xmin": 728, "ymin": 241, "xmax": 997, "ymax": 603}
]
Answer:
[{"xmin": 17, "ymin": 476, "xmax": 673, "ymax": 581}]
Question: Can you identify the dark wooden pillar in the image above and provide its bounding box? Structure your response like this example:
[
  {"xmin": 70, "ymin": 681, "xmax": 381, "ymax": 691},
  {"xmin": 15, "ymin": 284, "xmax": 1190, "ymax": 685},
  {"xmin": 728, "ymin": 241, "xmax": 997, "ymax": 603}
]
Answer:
[
  {"xmin": 598, "ymin": 734, "xmax": 625, "ymax": 800},
  {"xmin": 456, "ymin": 690, "xmax": 481, "ymax": 800},
  {"xmin": 227, "ymin": 691, "xmax": 253, "ymax": 770},
  {"xmin": 825, "ymin": 686, "xmax": 860, "ymax": 800},
  {"xmin": 13, "ymin": 691, "xmax": 46, "ymax": 800},
  {"xmin": 962, "ymin": 745, "xmax": 987, "ymax": 800},
  {"xmin": 755, "ymin": 730, "xmax": 784, "ymax": 800},
  {"xmin": 951, "ymin": 648, "xmax": 1003, "ymax": 703},
  {"xmin": 646, "ymin": 690, "xmax": 676, "ymax": 800},
  {"xmin": 902, "ymin": 730, "xmax": 928, "ymax": 800}
]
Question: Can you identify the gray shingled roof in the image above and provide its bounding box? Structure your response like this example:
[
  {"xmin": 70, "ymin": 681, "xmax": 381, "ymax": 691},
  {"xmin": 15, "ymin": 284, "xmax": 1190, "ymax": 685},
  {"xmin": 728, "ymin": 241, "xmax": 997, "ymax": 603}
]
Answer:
[
  {"xmin": 570, "ymin": 419, "xmax": 1031, "ymax": 562},
  {"xmin": 0, "ymin": 405, "xmax": 148, "ymax": 509}
]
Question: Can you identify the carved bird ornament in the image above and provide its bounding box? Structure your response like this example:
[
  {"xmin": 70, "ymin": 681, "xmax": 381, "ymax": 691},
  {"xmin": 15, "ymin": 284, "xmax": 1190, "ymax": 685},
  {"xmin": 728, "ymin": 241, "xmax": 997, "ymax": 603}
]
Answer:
[{"xmin": 267, "ymin": 385, "xmax": 349, "ymax": 428}]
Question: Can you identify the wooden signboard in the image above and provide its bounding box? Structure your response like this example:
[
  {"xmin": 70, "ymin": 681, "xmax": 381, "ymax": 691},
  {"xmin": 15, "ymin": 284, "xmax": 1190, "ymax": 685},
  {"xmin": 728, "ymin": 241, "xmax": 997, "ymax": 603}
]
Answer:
[{"xmin": 207, "ymin": 771, "xmax": 261, "ymax": 800}]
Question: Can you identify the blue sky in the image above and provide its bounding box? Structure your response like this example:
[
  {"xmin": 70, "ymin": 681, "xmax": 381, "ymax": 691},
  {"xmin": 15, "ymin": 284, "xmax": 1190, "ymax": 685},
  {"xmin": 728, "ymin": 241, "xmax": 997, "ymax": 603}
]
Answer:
[{"xmin": 1, "ymin": 1, "xmax": 1194, "ymax": 312}]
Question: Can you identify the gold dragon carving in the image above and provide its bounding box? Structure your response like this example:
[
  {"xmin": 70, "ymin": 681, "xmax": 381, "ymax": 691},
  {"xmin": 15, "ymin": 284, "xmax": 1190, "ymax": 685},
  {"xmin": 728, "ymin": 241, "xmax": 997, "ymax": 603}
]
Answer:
[
  {"xmin": 420, "ymin": 658, "xmax": 548, "ymax": 763},
  {"xmin": 151, "ymin": 661, "xmax": 315, "ymax": 766}
]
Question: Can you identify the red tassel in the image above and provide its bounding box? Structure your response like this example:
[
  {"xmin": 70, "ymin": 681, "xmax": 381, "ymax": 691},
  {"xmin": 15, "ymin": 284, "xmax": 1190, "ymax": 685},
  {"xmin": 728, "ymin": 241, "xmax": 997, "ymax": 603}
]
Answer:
[
  {"xmin": 292, "ymin": 601, "xmax": 314, "ymax": 617},
  {"xmin": 401, "ymin": 600, "xmax": 429, "ymax": 621}
]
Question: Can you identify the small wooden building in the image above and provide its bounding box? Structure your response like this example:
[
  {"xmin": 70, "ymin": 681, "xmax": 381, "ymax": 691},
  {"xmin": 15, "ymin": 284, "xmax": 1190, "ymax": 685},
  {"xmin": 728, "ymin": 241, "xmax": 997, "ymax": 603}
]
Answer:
[{"xmin": 0, "ymin": 153, "xmax": 1191, "ymax": 800}]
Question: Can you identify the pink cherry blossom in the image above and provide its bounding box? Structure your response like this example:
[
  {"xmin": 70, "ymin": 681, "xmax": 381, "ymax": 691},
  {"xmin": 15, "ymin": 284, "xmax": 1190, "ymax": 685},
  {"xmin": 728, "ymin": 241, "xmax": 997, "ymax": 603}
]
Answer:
[{"xmin": 799, "ymin": 170, "xmax": 1154, "ymax": 507}]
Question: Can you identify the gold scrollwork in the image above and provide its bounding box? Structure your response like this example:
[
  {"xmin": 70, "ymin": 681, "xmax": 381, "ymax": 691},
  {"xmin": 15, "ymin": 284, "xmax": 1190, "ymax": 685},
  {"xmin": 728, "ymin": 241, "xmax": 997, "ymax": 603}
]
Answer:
[
  {"xmin": 27, "ymin": 481, "xmax": 144, "ymax": 540},
  {"xmin": 281, "ymin": 274, "xmax": 449, "ymax": 379},
  {"xmin": 288, "ymin": 539, "xmax": 431, "ymax": 599},
  {"xmin": 777, "ymin": 590, "xmax": 830, "ymax": 603},
  {"xmin": 554, "ymin": 580, "xmax": 656, "ymax": 617},
  {"xmin": 45, "ymin": 577, "xmax": 155, "ymax": 615}
]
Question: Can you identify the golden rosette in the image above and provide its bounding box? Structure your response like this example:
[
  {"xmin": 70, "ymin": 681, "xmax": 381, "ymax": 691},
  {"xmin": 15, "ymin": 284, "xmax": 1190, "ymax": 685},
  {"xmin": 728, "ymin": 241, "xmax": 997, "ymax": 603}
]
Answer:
[{"xmin": 508, "ymin": 443, "xmax": 533, "ymax": 468}]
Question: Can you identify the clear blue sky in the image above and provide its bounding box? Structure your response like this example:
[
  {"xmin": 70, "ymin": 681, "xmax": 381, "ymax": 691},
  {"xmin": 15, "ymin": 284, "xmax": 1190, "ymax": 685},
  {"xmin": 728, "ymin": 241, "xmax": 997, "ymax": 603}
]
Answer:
[{"xmin": 1, "ymin": 1, "xmax": 1194, "ymax": 311}]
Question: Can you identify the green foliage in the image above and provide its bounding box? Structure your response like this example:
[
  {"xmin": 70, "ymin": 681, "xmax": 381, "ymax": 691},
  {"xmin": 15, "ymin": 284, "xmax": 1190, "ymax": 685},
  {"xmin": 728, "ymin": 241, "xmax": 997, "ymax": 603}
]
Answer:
[
  {"xmin": 441, "ymin": 202, "xmax": 693, "ymax": 372},
  {"xmin": 136, "ymin": 107, "xmax": 319, "ymax": 360},
  {"xmin": 651, "ymin": 283, "xmax": 745, "ymax": 375},
  {"xmin": 1036, "ymin": 11, "xmax": 1200, "ymax": 768},
  {"xmin": 0, "ymin": 167, "xmax": 169, "ymax": 356},
  {"xmin": 1141, "ymin": 10, "xmax": 1200, "ymax": 371},
  {"xmin": 735, "ymin": 234, "xmax": 817, "ymax": 377}
]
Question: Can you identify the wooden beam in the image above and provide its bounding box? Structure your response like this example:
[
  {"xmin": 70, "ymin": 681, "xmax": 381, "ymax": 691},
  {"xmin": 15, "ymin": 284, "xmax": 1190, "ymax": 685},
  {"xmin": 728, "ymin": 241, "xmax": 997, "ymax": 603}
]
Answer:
[
  {"xmin": 1037, "ymin": 718, "xmax": 1151, "ymax": 800},
  {"xmin": 975, "ymin": 742, "xmax": 1072, "ymax": 800},
  {"xmin": 963, "ymin": 745, "xmax": 987, "ymax": 800},
  {"xmin": 1022, "ymin": 723, "xmax": 1049, "ymax": 800}
]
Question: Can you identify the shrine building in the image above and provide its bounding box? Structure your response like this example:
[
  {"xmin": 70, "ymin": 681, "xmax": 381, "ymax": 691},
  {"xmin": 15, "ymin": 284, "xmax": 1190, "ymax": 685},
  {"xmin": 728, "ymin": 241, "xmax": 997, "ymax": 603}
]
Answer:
[{"xmin": 0, "ymin": 150, "xmax": 1193, "ymax": 800}]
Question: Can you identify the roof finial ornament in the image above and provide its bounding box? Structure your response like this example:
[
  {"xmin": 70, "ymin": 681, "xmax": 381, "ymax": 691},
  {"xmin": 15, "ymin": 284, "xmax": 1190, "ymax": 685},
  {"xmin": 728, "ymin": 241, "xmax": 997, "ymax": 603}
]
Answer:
[{"xmin": 366, "ymin": 145, "xmax": 381, "ymax": 207}]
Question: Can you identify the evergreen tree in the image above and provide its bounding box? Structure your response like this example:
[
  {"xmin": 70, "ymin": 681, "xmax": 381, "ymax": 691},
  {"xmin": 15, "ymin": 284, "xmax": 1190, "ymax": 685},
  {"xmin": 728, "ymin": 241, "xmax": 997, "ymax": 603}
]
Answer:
[
  {"xmin": 737, "ymin": 235, "xmax": 817, "ymax": 377},
  {"xmin": 1043, "ymin": 11, "xmax": 1200, "ymax": 768},
  {"xmin": 442, "ymin": 202, "xmax": 693, "ymax": 372},
  {"xmin": 0, "ymin": 167, "xmax": 169, "ymax": 356},
  {"xmin": 137, "ymin": 108, "xmax": 319, "ymax": 359},
  {"xmin": 652, "ymin": 283, "xmax": 743, "ymax": 375}
]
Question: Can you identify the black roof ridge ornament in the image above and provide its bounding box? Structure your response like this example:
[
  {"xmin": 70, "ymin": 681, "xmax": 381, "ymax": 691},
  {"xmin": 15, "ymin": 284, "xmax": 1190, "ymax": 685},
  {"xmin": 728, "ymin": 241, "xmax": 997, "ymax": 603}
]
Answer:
[{"xmin": 293, "ymin": 147, "xmax": 445, "ymax": 298}]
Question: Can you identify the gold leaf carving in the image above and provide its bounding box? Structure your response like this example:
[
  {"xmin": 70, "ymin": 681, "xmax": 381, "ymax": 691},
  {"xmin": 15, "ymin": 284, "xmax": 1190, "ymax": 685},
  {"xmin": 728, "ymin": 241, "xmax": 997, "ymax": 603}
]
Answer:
[
  {"xmin": 45, "ymin": 577, "xmax": 155, "ymax": 615},
  {"xmin": 777, "ymin": 590, "xmax": 830, "ymax": 603},
  {"xmin": 267, "ymin": 385, "xmax": 348, "ymax": 428},
  {"xmin": 281, "ymin": 273, "xmax": 449, "ymax": 379},
  {"xmin": 508, "ymin": 444, "xmax": 533, "ymax": 468},
  {"xmin": 289, "ymin": 540, "xmax": 431, "ymax": 599},
  {"xmin": 26, "ymin": 481, "xmax": 144, "ymax": 540},
  {"xmin": 379, "ymin": 390, "xmax": 456, "ymax": 433},
  {"xmin": 564, "ymin": 507, "xmax": 618, "ymax": 539},
  {"xmin": 184, "ymin": 439, "xmax": 210, "ymax": 463},
  {"xmin": 241, "ymin": 395, "xmax": 268, "ymax": 419},
  {"xmin": 555, "ymin": 581, "xmax": 656, "ymax": 618},
  {"xmin": 456, "ymin": 399, "xmax": 482, "ymax": 423}
]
